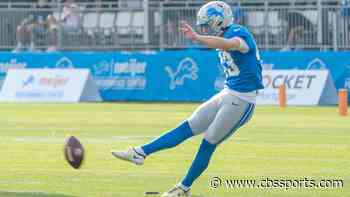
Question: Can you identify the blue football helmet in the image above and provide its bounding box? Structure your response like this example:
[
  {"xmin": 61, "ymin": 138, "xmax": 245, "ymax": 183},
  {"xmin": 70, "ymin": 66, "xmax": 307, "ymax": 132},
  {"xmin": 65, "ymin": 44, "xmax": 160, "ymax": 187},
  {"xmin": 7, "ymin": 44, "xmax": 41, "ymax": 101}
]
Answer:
[{"xmin": 196, "ymin": 1, "xmax": 233, "ymax": 35}]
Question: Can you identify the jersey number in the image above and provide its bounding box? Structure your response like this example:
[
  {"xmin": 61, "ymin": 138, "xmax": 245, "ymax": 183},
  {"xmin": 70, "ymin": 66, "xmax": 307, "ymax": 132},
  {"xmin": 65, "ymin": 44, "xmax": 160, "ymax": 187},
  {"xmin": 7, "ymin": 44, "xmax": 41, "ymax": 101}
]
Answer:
[{"xmin": 219, "ymin": 51, "xmax": 240, "ymax": 77}]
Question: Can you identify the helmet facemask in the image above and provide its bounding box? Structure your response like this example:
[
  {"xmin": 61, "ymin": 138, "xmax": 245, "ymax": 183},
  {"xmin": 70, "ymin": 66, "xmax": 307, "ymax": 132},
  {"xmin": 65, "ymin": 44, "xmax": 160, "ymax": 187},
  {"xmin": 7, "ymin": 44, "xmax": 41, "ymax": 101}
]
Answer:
[{"xmin": 197, "ymin": 24, "xmax": 215, "ymax": 35}]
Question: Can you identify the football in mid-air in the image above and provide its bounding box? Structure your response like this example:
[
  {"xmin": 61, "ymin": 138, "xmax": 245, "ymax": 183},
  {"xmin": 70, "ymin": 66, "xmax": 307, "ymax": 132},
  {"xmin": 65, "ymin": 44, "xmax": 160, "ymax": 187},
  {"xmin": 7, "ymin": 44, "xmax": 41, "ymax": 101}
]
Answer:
[{"xmin": 64, "ymin": 136, "xmax": 84, "ymax": 169}]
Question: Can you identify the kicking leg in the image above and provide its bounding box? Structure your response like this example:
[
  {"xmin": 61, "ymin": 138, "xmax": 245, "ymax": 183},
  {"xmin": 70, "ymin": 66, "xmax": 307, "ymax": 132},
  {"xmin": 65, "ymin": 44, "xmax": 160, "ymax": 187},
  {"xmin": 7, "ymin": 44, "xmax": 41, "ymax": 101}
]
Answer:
[
  {"xmin": 139, "ymin": 91, "xmax": 222, "ymax": 156},
  {"xmin": 111, "ymin": 91, "xmax": 222, "ymax": 165},
  {"xmin": 111, "ymin": 121, "xmax": 193, "ymax": 165},
  {"xmin": 111, "ymin": 120, "xmax": 195, "ymax": 166},
  {"xmin": 140, "ymin": 120, "xmax": 194, "ymax": 156}
]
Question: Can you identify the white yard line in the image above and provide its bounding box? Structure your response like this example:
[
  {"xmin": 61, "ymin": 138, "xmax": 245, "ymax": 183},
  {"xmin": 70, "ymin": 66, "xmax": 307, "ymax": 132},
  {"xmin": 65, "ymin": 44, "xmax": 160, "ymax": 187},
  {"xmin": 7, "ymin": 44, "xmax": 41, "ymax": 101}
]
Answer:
[
  {"xmin": 0, "ymin": 180, "xmax": 42, "ymax": 184},
  {"xmin": 111, "ymin": 135, "xmax": 156, "ymax": 141},
  {"xmin": 0, "ymin": 135, "xmax": 156, "ymax": 143}
]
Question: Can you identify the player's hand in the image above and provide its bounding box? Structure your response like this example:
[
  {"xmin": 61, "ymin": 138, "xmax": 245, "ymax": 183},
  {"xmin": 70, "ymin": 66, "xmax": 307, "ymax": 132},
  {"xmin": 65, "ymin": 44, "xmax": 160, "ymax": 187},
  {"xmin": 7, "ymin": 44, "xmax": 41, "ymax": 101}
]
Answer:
[{"xmin": 180, "ymin": 21, "xmax": 198, "ymax": 41}]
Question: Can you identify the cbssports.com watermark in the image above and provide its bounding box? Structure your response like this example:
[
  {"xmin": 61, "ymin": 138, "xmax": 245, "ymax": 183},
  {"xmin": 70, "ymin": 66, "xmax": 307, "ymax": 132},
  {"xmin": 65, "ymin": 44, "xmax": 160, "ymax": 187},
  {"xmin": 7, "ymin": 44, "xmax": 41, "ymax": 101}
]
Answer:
[{"xmin": 209, "ymin": 177, "xmax": 344, "ymax": 190}]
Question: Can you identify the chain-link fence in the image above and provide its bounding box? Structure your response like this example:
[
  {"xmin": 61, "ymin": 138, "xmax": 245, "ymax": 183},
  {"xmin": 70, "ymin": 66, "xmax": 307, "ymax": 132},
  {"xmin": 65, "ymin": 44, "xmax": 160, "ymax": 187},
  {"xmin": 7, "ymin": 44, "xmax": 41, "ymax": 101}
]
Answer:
[{"xmin": 0, "ymin": 0, "xmax": 349, "ymax": 51}]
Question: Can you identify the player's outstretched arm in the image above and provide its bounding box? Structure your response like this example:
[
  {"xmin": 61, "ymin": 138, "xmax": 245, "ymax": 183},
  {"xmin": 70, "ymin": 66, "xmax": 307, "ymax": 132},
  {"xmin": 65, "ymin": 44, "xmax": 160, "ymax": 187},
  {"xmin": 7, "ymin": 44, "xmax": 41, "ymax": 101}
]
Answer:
[{"xmin": 180, "ymin": 21, "xmax": 248, "ymax": 53}]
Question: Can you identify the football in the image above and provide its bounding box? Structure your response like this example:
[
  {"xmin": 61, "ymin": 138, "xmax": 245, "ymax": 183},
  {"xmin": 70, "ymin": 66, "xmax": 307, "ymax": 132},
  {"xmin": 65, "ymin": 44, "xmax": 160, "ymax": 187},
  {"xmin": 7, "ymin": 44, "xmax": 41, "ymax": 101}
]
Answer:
[{"xmin": 64, "ymin": 136, "xmax": 84, "ymax": 169}]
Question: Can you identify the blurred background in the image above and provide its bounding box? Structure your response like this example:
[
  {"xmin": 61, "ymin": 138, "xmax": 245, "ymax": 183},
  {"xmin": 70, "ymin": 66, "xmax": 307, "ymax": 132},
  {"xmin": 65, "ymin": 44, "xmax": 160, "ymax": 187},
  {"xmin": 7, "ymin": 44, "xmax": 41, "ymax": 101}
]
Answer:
[
  {"xmin": 0, "ymin": 0, "xmax": 349, "ymax": 104},
  {"xmin": 0, "ymin": 0, "xmax": 349, "ymax": 51}
]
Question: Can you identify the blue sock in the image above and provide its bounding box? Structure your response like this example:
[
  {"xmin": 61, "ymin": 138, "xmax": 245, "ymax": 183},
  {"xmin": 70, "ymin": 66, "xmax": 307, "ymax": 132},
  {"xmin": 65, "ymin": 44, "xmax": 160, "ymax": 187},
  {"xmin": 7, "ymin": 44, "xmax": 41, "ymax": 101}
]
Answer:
[
  {"xmin": 141, "ymin": 121, "xmax": 193, "ymax": 156},
  {"xmin": 181, "ymin": 139, "xmax": 217, "ymax": 188}
]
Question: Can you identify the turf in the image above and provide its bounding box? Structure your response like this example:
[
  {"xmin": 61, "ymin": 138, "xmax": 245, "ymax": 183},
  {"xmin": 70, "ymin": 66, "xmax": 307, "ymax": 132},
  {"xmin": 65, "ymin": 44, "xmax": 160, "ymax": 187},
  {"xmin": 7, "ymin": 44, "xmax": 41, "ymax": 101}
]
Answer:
[{"xmin": 0, "ymin": 103, "xmax": 349, "ymax": 197}]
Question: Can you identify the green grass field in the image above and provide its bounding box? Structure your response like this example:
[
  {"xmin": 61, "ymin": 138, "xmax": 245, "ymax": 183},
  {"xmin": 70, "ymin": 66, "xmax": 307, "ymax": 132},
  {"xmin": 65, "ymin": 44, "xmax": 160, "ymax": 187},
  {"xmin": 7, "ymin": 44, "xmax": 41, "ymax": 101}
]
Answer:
[{"xmin": 0, "ymin": 103, "xmax": 349, "ymax": 197}]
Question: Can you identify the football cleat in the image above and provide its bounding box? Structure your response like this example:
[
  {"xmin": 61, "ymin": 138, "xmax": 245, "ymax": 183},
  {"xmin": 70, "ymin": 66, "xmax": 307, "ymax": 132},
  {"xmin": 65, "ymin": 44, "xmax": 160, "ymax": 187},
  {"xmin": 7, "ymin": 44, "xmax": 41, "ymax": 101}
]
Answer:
[
  {"xmin": 111, "ymin": 148, "xmax": 145, "ymax": 166},
  {"xmin": 161, "ymin": 184, "xmax": 191, "ymax": 197}
]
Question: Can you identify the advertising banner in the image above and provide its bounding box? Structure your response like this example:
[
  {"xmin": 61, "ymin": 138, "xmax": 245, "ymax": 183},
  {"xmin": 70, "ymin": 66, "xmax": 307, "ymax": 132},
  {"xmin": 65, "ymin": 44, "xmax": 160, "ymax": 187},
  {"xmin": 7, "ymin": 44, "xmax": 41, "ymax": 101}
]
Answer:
[
  {"xmin": 0, "ymin": 69, "xmax": 101, "ymax": 102},
  {"xmin": 0, "ymin": 51, "xmax": 348, "ymax": 104},
  {"xmin": 257, "ymin": 70, "xmax": 337, "ymax": 105}
]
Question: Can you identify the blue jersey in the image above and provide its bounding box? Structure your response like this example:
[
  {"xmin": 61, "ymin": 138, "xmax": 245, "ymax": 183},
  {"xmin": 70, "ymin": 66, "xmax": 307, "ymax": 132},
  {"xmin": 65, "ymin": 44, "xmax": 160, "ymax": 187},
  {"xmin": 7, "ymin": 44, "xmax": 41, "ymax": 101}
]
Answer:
[{"xmin": 218, "ymin": 24, "xmax": 264, "ymax": 92}]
